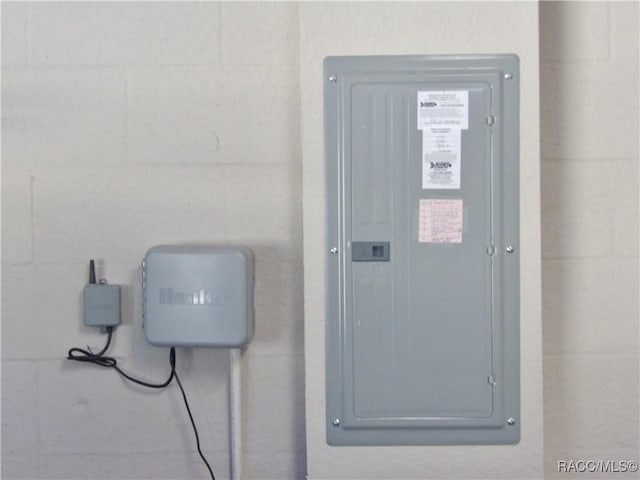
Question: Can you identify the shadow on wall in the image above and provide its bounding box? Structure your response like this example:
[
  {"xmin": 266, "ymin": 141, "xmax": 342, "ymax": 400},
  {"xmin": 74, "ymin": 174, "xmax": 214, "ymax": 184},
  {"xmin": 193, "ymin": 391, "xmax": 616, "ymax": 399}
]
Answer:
[
  {"xmin": 539, "ymin": 2, "xmax": 576, "ymax": 467},
  {"xmin": 539, "ymin": 3, "xmax": 567, "ymax": 469},
  {"xmin": 539, "ymin": 1, "xmax": 640, "ymax": 478}
]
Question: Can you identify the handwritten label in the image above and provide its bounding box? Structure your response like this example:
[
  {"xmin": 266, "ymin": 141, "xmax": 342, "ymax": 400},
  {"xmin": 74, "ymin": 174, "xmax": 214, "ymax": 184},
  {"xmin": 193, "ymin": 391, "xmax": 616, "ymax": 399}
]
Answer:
[{"xmin": 419, "ymin": 199, "xmax": 463, "ymax": 243}]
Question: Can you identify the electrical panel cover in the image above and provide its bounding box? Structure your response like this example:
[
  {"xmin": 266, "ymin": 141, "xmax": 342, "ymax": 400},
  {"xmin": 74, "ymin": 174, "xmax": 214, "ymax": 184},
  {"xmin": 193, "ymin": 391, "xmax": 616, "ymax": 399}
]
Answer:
[{"xmin": 324, "ymin": 55, "xmax": 520, "ymax": 445}]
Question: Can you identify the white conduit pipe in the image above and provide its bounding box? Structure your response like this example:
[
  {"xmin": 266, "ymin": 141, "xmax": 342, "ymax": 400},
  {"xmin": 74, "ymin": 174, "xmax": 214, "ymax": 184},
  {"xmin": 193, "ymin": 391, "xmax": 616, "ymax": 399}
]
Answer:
[{"xmin": 229, "ymin": 349, "xmax": 243, "ymax": 480}]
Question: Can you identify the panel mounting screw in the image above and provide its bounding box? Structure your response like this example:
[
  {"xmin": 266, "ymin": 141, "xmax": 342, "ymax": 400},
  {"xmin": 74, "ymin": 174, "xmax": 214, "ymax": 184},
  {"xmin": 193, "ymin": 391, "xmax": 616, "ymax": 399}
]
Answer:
[
  {"xmin": 504, "ymin": 72, "xmax": 513, "ymax": 80},
  {"xmin": 506, "ymin": 245, "xmax": 514, "ymax": 253},
  {"xmin": 507, "ymin": 417, "xmax": 516, "ymax": 425},
  {"xmin": 332, "ymin": 418, "xmax": 341, "ymax": 427},
  {"xmin": 329, "ymin": 75, "xmax": 337, "ymax": 82},
  {"xmin": 330, "ymin": 247, "xmax": 338, "ymax": 254}
]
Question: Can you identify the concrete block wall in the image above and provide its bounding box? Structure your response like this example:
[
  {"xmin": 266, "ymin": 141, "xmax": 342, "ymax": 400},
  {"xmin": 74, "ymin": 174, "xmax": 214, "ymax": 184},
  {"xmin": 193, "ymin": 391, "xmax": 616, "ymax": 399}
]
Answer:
[
  {"xmin": 3, "ymin": 2, "xmax": 639, "ymax": 479},
  {"xmin": 540, "ymin": 2, "xmax": 640, "ymax": 478},
  {"xmin": 300, "ymin": 2, "xmax": 543, "ymax": 479},
  {"xmin": 1, "ymin": 2, "xmax": 304, "ymax": 479}
]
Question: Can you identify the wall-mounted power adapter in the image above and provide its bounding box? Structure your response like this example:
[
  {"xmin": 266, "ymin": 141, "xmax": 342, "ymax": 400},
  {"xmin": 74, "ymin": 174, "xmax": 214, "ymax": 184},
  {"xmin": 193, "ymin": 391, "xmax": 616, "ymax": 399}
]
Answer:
[
  {"xmin": 142, "ymin": 245, "xmax": 255, "ymax": 348},
  {"xmin": 83, "ymin": 260, "xmax": 121, "ymax": 328}
]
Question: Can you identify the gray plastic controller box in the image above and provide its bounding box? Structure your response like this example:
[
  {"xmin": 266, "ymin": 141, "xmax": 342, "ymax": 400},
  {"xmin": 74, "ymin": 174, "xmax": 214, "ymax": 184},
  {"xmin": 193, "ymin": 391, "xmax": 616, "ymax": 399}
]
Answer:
[
  {"xmin": 142, "ymin": 245, "xmax": 255, "ymax": 348},
  {"xmin": 83, "ymin": 284, "xmax": 121, "ymax": 327}
]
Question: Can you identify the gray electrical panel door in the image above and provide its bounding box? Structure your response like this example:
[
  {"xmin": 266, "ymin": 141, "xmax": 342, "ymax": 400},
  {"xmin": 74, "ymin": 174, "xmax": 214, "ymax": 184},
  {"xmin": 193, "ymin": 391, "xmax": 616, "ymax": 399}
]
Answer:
[{"xmin": 324, "ymin": 55, "xmax": 519, "ymax": 446}]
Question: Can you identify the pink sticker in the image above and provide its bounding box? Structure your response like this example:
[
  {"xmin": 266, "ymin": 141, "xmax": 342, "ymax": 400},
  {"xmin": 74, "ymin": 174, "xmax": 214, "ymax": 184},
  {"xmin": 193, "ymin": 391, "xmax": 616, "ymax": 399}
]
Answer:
[{"xmin": 419, "ymin": 199, "xmax": 463, "ymax": 243}]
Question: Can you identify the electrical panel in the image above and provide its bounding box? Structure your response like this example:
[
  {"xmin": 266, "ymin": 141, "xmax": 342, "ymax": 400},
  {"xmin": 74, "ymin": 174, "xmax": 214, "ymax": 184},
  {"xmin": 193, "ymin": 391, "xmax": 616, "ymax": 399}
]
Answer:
[{"xmin": 324, "ymin": 55, "xmax": 520, "ymax": 445}]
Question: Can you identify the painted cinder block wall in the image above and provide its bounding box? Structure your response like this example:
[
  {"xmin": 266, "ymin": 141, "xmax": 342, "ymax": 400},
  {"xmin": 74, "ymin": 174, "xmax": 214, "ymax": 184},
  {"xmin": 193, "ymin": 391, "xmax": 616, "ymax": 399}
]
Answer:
[
  {"xmin": 1, "ymin": 2, "xmax": 305, "ymax": 479},
  {"xmin": 540, "ymin": 2, "xmax": 639, "ymax": 478},
  {"xmin": 2, "ymin": 2, "xmax": 639, "ymax": 480},
  {"xmin": 300, "ymin": 2, "xmax": 543, "ymax": 478}
]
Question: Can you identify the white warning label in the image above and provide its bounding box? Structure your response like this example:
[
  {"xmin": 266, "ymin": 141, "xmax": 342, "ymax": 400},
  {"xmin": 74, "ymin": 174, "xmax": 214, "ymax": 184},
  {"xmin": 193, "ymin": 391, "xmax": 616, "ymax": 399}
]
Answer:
[
  {"xmin": 418, "ymin": 90, "xmax": 468, "ymax": 189},
  {"xmin": 417, "ymin": 91, "xmax": 468, "ymax": 130},
  {"xmin": 422, "ymin": 127, "xmax": 461, "ymax": 189}
]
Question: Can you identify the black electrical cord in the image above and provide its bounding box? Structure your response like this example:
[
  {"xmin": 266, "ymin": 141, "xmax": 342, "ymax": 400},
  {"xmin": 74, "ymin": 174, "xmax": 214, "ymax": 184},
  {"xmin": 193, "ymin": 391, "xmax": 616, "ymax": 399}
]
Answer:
[
  {"xmin": 68, "ymin": 327, "xmax": 174, "ymax": 388},
  {"xmin": 67, "ymin": 329, "xmax": 215, "ymax": 480},
  {"xmin": 174, "ymin": 369, "xmax": 215, "ymax": 479}
]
